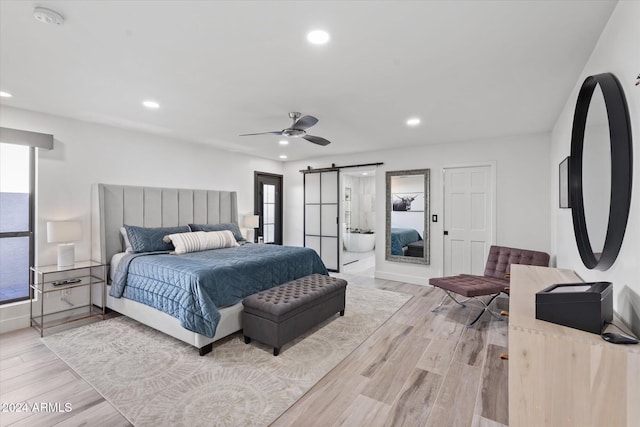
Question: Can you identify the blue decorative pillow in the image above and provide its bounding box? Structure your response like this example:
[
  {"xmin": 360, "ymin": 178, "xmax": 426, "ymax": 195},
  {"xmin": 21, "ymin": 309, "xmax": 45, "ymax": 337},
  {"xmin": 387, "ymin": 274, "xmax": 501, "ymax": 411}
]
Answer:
[
  {"xmin": 124, "ymin": 225, "xmax": 191, "ymax": 253},
  {"xmin": 189, "ymin": 223, "xmax": 245, "ymax": 242}
]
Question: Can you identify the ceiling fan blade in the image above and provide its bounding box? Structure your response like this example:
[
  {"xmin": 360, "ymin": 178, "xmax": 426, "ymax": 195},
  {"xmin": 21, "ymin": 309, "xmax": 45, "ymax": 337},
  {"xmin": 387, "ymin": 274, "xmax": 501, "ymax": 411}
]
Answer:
[
  {"xmin": 239, "ymin": 131, "xmax": 283, "ymax": 136},
  {"xmin": 292, "ymin": 115, "xmax": 318, "ymax": 130},
  {"xmin": 303, "ymin": 134, "xmax": 331, "ymax": 146}
]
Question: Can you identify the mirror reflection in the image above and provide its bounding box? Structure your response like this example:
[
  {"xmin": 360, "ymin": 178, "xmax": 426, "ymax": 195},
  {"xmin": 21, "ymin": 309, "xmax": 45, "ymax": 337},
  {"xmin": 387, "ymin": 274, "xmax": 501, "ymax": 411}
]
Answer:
[
  {"xmin": 386, "ymin": 169, "xmax": 430, "ymax": 264},
  {"xmin": 582, "ymin": 85, "xmax": 611, "ymax": 257}
]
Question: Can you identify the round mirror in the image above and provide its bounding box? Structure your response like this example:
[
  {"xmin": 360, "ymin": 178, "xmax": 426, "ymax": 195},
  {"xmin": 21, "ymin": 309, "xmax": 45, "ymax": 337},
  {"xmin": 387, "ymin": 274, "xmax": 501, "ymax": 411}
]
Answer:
[
  {"xmin": 569, "ymin": 72, "xmax": 632, "ymax": 270},
  {"xmin": 582, "ymin": 85, "xmax": 610, "ymax": 257}
]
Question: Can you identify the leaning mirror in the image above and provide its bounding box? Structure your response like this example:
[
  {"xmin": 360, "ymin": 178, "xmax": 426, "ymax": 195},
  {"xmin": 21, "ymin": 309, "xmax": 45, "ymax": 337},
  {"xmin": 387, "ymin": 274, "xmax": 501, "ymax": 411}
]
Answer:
[
  {"xmin": 570, "ymin": 72, "xmax": 632, "ymax": 270},
  {"xmin": 385, "ymin": 169, "xmax": 430, "ymax": 264}
]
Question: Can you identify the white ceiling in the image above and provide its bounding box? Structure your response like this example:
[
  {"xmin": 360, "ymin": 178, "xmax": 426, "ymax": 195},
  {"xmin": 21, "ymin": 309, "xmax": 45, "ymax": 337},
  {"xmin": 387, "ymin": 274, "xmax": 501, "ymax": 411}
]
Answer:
[{"xmin": 0, "ymin": 1, "xmax": 616, "ymax": 162}]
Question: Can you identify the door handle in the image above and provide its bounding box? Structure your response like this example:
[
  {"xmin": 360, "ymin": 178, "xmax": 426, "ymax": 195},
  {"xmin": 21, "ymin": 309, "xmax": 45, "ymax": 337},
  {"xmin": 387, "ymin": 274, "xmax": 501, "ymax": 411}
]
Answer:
[{"xmin": 444, "ymin": 231, "xmax": 449, "ymax": 235}]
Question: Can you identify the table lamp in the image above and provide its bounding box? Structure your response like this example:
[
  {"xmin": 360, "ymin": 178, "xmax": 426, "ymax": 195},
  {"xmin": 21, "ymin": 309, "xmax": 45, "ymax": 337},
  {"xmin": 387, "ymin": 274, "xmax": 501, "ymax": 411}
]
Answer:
[
  {"xmin": 47, "ymin": 221, "xmax": 81, "ymax": 267},
  {"xmin": 243, "ymin": 215, "xmax": 260, "ymax": 243}
]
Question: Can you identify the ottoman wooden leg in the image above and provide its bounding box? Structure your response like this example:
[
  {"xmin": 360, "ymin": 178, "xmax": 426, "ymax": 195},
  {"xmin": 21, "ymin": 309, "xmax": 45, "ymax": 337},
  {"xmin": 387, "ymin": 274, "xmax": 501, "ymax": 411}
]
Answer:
[
  {"xmin": 273, "ymin": 347, "xmax": 280, "ymax": 356},
  {"xmin": 340, "ymin": 309, "xmax": 345, "ymax": 316},
  {"xmin": 244, "ymin": 336, "xmax": 251, "ymax": 344}
]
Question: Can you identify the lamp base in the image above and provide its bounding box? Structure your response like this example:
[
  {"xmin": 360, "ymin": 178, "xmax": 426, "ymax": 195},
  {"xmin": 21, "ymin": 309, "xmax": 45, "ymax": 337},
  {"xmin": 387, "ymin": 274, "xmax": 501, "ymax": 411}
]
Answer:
[
  {"xmin": 57, "ymin": 243, "xmax": 75, "ymax": 268},
  {"xmin": 246, "ymin": 229, "xmax": 256, "ymax": 244}
]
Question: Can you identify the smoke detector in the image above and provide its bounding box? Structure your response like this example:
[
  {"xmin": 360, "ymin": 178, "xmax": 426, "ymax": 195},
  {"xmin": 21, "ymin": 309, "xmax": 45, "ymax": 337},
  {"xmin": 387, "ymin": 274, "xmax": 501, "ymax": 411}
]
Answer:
[{"xmin": 33, "ymin": 7, "xmax": 65, "ymax": 26}]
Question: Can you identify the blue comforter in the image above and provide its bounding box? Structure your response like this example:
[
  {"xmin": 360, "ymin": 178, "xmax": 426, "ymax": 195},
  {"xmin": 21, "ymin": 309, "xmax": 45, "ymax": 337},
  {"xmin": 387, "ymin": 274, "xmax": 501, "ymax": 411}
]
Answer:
[
  {"xmin": 390, "ymin": 228, "xmax": 422, "ymax": 255},
  {"xmin": 111, "ymin": 244, "xmax": 328, "ymax": 337}
]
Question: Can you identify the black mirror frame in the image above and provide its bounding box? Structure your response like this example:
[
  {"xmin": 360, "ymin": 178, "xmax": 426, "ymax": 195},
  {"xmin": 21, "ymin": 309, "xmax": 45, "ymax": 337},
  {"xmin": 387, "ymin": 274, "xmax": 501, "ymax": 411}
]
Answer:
[{"xmin": 569, "ymin": 72, "xmax": 633, "ymax": 270}]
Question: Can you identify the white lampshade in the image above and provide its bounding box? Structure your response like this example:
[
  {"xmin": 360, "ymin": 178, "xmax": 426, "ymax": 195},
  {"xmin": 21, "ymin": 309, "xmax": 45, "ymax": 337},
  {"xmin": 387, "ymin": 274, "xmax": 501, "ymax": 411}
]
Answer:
[
  {"xmin": 47, "ymin": 221, "xmax": 82, "ymax": 243},
  {"xmin": 243, "ymin": 215, "xmax": 260, "ymax": 229},
  {"xmin": 47, "ymin": 221, "xmax": 81, "ymax": 268}
]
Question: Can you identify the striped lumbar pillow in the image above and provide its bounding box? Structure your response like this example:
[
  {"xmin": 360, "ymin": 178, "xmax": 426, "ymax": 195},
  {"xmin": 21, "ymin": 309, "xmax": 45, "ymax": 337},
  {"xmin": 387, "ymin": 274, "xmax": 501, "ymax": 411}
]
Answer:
[{"xmin": 163, "ymin": 230, "xmax": 239, "ymax": 254}]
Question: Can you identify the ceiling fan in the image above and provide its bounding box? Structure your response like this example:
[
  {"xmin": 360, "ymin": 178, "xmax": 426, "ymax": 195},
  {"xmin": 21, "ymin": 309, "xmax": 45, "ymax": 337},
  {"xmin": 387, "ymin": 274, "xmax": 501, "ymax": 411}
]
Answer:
[{"xmin": 240, "ymin": 112, "xmax": 331, "ymax": 146}]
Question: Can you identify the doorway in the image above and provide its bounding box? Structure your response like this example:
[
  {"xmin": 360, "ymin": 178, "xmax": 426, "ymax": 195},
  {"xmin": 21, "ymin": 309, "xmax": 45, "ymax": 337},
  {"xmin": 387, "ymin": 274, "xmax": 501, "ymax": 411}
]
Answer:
[
  {"xmin": 443, "ymin": 164, "xmax": 495, "ymax": 276},
  {"xmin": 341, "ymin": 169, "xmax": 376, "ymax": 276},
  {"xmin": 254, "ymin": 172, "xmax": 283, "ymax": 245},
  {"xmin": 303, "ymin": 169, "xmax": 339, "ymax": 271}
]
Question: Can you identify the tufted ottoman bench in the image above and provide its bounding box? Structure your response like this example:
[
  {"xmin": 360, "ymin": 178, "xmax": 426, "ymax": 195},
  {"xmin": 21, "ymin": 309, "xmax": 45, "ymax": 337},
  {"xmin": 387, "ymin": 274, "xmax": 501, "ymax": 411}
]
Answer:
[{"xmin": 242, "ymin": 274, "xmax": 348, "ymax": 356}]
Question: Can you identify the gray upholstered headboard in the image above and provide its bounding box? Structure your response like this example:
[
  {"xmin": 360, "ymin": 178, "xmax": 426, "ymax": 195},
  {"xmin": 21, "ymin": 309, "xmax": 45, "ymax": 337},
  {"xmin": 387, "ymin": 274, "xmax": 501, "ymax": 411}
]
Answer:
[{"xmin": 91, "ymin": 184, "xmax": 238, "ymax": 264}]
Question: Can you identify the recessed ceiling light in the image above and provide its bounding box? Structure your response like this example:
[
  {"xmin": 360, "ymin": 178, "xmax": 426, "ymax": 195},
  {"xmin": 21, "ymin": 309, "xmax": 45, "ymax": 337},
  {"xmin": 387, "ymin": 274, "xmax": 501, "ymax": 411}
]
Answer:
[
  {"xmin": 307, "ymin": 30, "xmax": 330, "ymax": 45},
  {"xmin": 279, "ymin": 155, "xmax": 288, "ymax": 159},
  {"xmin": 362, "ymin": 172, "xmax": 368, "ymax": 176},
  {"xmin": 0, "ymin": 91, "xmax": 13, "ymax": 98},
  {"xmin": 142, "ymin": 100, "xmax": 160, "ymax": 109},
  {"xmin": 406, "ymin": 117, "xmax": 421, "ymax": 126},
  {"xmin": 279, "ymin": 140, "xmax": 289, "ymax": 145}
]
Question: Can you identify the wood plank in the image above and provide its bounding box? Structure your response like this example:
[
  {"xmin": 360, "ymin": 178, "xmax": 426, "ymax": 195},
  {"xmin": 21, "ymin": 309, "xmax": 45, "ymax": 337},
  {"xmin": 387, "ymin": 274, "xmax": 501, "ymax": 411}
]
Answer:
[
  {"xmin": 271, "ymin": 372, "xmax": 369, "ymax": 426},
  {"xmin": 334, "ymin": 394, "xmax": 391, "ymax": 427},
  {"xmin": 477, "ymin": 344, "xmax": 508, "ymax": 425},
  {"xmin": 361, "ymin": 335, "xmax": 430, "ymax": 404},
  {"xmin": 471, "ymin": 414, "xmax": 508, "ymax": 427},
  {"xmin": 627, "ymin": 350, "xmax": 640, "ymax": 424},
  {"xmin": 0, "ymin": 358, "xmax": 70, "ymax": 392},
  {"xmin": 454, "ymin": 317, "xmax": 490, "ymax": 367},
  {"xmin": 589, "ymin": 338, "xmax": 627, "ymax": 426},
  {"xmin": 383, "ymin": 368, "xmax": 442, "ymax": 426},
  {"xmin": 508, "ymin": 326, "xmax": 546, "ymax": 426},
  {"xmin": 426, "ymin": 362, "xmax": 481, "ymax": 427},
  {"xmin": 357, "ymin": 323, "xmax": 415, "ymax": 378},
  {"xmin": 9, "ymin": 377, "xmax": 105, "ymax": 427},
  {"xmin": 1, "ymin": 370, "xmax": 78, "ymax": 405},
  {"xmin": 415, "ymin": 337, "xmax": 458, "ymax": 376},
  {"xmin": 53, "ymin": 400, "xmax": 132, "ymax": 427}
]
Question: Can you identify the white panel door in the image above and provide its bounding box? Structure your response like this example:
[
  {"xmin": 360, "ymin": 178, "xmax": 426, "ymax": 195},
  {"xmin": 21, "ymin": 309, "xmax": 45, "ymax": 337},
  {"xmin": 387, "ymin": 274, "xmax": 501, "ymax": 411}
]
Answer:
[
  {"xmin": 444, "ymin": 165, "xmax": 493, "ymax": 276},
  {"xmin": 304, "ymin": 170, "xmax": 340, "ymax": 271}
]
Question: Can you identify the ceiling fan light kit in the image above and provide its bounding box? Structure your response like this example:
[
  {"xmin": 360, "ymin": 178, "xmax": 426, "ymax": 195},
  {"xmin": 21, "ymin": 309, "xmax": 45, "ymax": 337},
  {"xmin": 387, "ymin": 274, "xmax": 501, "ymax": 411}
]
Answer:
[{"xmin": 240, "ymin": 112, "xmax": 332, "ymax": 146}]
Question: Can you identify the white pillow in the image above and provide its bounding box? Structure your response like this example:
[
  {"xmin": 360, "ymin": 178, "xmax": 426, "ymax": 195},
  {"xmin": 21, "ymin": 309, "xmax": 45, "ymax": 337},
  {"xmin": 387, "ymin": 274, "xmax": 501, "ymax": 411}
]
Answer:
[
  {"xmin": 120, "ymin": 227, "xmax": 133, "ymax": 253},
  {"xmin": 162, "ymin": 230, "xmax": 239, "ymax": 254}
]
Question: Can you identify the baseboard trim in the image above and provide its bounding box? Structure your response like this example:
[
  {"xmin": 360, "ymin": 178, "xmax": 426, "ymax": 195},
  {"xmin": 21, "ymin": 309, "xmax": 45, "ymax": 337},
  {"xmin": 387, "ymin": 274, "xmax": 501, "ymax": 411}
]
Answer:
[
  {"xmin": 0, "ymin": 313, "xmax": 30, "ymax": 334},
  {"xmin": 0, "ymin": 299, "xmax": 31, "ymax": 334}
]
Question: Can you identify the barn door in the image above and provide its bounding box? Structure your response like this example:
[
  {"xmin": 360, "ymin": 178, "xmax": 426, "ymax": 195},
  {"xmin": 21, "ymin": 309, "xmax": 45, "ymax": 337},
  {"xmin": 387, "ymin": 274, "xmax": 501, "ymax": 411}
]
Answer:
[{"xmin": 304, "ymin": 170, "xmax": 340, "ymax": 271}]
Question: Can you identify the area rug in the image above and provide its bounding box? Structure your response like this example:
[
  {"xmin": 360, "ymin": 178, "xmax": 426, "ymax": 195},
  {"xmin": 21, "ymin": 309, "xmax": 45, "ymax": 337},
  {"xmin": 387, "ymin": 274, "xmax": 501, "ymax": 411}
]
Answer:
[{"xmin": 43, "ymin": 285, "xmax": 411, "ymax": 427}]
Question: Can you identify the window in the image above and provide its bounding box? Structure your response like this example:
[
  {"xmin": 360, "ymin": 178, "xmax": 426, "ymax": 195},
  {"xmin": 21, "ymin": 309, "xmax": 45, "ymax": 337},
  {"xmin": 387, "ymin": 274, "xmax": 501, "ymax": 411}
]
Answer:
[
  {"xmin": 262, "ymin": 184, "xmax": 276, "ymax": 243},
  {"xmin": 254, "ymin": 172, "xmax": 283, "ymax": 245},
  {"xmin": 0, "ymin": 143, "xmax": 34, "ymax": 304}
]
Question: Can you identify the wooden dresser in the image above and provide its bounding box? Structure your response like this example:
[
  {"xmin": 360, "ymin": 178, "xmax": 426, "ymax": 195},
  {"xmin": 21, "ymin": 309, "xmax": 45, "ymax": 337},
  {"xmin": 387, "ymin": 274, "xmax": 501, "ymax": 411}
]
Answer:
[{"xmin": 509, "ymin": 265, "xmax": 640, "ymax": 427}]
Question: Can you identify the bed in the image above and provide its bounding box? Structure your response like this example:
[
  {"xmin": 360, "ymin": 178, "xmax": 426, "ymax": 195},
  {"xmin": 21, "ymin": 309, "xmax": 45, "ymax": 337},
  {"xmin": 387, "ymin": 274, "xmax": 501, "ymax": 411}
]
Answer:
[
  {"xmin": 91, "ymin": 184, "xmax": 327, "ymax": 355},
  {"xmin": 390, "ymin": 227, "xmax": 422, "ymax": 256}
]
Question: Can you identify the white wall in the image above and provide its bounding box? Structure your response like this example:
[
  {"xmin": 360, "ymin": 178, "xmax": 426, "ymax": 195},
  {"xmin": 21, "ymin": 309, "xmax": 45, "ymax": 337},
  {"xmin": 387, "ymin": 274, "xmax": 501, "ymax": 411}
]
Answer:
[
  {"xmin": 0, "ymin": 106, "xmax": 283, "ymax": 332},
  {"xmin": 284, "ymin": 132, "xmax": 551, "ymax": 285},
  {"xmin": 550, "ymin": 1, "xmax": 640, "ymax": 335}
]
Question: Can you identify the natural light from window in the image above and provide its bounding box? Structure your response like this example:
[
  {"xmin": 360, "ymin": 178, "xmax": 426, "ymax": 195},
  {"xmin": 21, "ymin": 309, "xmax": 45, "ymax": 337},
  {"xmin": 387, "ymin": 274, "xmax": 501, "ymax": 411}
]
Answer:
[
  {"xmin": 1, "ymin": 143, "xmax": 29, "ymax": 193},
  {"xmin": 0, "ymin": 143, "xmax": 31, "ymax": 304}
]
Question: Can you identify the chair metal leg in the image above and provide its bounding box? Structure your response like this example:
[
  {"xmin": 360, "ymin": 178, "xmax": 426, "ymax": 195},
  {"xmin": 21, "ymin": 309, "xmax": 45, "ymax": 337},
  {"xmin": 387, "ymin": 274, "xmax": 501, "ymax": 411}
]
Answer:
[
  {"xmin": 431, "ymin": 289, "xmax": 471, "ymax": 312},
  {"xmin": 431, "ymin": 293, "xmax": 449, "ymax": 312},
  {"xmin": 466, "ymin": 293, "xmax": 503, "ymax": 327}
]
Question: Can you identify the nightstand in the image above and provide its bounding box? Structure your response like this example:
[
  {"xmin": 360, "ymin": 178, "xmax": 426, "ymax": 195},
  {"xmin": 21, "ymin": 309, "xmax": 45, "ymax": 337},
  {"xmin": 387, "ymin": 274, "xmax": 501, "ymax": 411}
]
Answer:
[{"xmin": 30, "ymin": 261, "xmax": 106, "ymax": 337}]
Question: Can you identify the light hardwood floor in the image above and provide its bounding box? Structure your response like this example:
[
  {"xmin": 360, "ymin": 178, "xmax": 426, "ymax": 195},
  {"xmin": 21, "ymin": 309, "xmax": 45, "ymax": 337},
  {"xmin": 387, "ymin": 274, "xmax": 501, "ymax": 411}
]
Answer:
[{"xmin": 0, "ymin": 274, "xmax": 508, "ymax": 427}]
